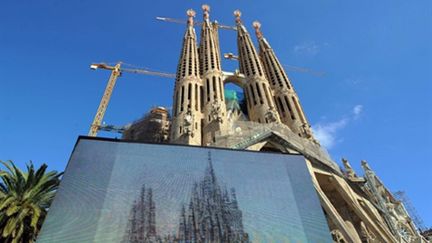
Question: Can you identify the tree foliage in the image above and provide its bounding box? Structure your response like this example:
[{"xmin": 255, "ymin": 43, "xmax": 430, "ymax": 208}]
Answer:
[{"xmin": 0, "ymin": 160, "xmax": 63, "ymax": 243}]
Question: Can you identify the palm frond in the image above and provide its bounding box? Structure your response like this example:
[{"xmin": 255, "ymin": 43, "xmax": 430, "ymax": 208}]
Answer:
[{"xmin": 0, "ymin": 161, "xmax": 62, "ymax": 242}]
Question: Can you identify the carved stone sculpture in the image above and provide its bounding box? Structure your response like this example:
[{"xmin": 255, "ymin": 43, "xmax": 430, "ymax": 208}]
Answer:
[
  {"xmin": 210, "ymin": 101, "xmax": 223, "ymax": 122},
  {"xmin": 183, "ymin": 108, "xmax": 194, "ymax": 137},
  {"xmin": 342, "ymin": 158, "xmax": 357, "ymax": 179},
  {"xmin": 264, "ymin": 110, "xmax": 278, "ymax": 123}
]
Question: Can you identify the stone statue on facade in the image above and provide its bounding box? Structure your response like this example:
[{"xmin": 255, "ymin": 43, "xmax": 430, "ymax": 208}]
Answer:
[
  {"xmin": 385, "ymin": 196, "xmax": 405, "ymax": 224},
  {"xmin": 264, "ymin": 110, "xmax": 278, "ymax": 123},
  {"xmin": 183, "ymin": 107, "xmax": 194, "ymax": 137},
  {"xmin": 210, "ymin": 100, "xmax": 223, "ymax": 123},
  {"xmin": 342, "ymin": 158, "xmax": 358, "ymax": 179},
  {"xmin": 361, "ymin": 160, "xmax": 376, "ymax": 178},
  {"xmin": 331, "ymin": 229, "xmax": 347, "ymax": 243},
  {"xmin": 360, "ymin": 221, "xmax": 376, "ymax": 243},
  {"xmin": 361, "ymin": 160, "xmax": 372, "ymax": 172}
]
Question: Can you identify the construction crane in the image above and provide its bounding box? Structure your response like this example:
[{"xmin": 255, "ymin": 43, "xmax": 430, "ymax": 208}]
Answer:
[
  {"xmin": 88, "ymin": 62, "xmax": 175, "ymax": 137},
  {"xmin": 223, "ymin": 52, "xmax": 325, "ymax": 77},
  {"xmin": 156, "ymin": 16, "xmax": 236, "ymax": 30}
]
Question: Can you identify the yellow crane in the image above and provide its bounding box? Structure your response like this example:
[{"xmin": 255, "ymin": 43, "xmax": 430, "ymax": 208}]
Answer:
[
  {"xmin": 156, "ymin": 16, "xmax": 236, "ymax": 30},
  {"xmin": 88, "ymin": 62, "xmax": 175, "ymax": 137}
]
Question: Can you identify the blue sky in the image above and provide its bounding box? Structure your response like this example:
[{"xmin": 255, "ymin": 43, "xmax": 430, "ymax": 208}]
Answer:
[{"xmin": 1, "ymin": 0, "xmax": 431, "ymax": 227}]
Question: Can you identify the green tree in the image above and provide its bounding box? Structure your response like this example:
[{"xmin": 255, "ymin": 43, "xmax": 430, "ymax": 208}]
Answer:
[{"xmin": 0, "ymin": 160, "xmax": 63, "ymax": 243}]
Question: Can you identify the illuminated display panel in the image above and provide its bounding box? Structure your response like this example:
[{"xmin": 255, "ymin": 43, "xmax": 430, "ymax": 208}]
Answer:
[{"xmin": 37, "ymin": 137, "xmax": 332, "ymax": 242}]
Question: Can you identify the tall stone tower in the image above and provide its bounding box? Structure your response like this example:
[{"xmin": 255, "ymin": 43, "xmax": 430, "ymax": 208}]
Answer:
[
  {"xmin": 170, "ymin": 9, "xmax": 202, "ymax": 145},
  {"xmin": 199, "ymin": 5, "xmax": 228, "ymax": 145},
  {"xmin": 234, "ymin": 10, "xmax": 281, "ymax": 124},
  {"xmin": 253, "ymin": 21, "xmax": 315, "ymax": 140}
]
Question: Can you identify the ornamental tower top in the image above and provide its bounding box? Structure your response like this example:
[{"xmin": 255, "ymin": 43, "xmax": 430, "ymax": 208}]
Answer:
[
  {"xmin": 253, "ymin": 21, "xmax": 315, "ymax": 141},
  {"xmin": 234, "ymin": 10, "xmax": 281, "ymax": 124},
  {"xmin": 170, "ymin": 9, "xmax": 202, "ymax": 145}
]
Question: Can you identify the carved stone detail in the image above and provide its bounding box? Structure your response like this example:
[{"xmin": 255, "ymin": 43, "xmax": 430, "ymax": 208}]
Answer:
[
  {"xmin": 360, "ymin": 221, "xmax": 376, "ymax": 243},
  {"xmin": 342, "ymin": 158, "xmax": 358, "ymax": 179},
  {"xmin": 210, "ymin": 100, "xmax": 223, "ymax": 123},
  {"xmin": 331, "ymin": 229, "xmax": 347, "ymax": 243},
  {"xmin": 264, "ymin": 110, "xmax": 278, "ymax": 123},
  {"xmin": 183, "ymin": 108, "xmax": 194, "ymax": 137}
]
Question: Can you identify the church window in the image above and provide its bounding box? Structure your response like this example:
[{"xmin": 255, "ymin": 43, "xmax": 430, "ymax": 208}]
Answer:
[
  {"xmin": 210, "ymin": 35, "xmax": 215, "ymax": 70},
  {"xmin": 213, "ymin": 76, "xmax": 217, "ymax": 100},
  {"xmin": 188, "ymin": 41, "xmax": 193, "ymax": 76},
  {"xmin": 255, "ymin": 83, "xmax": 264, "ymax": 104},
  {"xmin": 195, "ymin": 84, "xmax": 198, "ymax": 111},
  {"xmin": 180, "ymin": 86, "xmax": 185, "ymax": 112},
  {"xmin": 285, "ymin": 96, "xmax": 296, "ymax": 120},
  {"xmin": 292, "ymin": 97, "xmax": 306, "ymax": 123},
  {"xmin": 173, "ymin": 91, "xmax": 178, "ymax": 116},
  {"xmin": 194, "ymin": 51, "xmax": 199, "ymax": 76},
  {"xmin": 275, "ymin": 97, "xmax": 282, "ymax": 116},
  {"xmin": 188, "ymin": 83, "xmax": 192, "ymax": 101},
  {"xmin": 200, "ymin": 86, "xmax": 204, "ymax": 111},
  {"xmin": 265, "ymin": 55, "xmax": 276, "ymax": 86},
  {"xmin": 219, "ymin": 77, "xmax": 224, "ymax": 101},
  {"xmin": 262, "ymin": 83, "xmax": 272, "ymax": 106},
  {"xmin": 181, "ymin": 58, "xmax": 186, "ymax": 77},
  {"xmin": 249, "ymin": 85, "xmax": 257, "ymax": 105},
  {"xmin": 244, "ymin": 89, "xmax": 251, "ymax": 108},
  {"xmin": 215, "ymin": 39, "xmax": 221, "ymax": 70},
  {"xmin": 206, "ymin": 79, "xmax": 210, "ymax": 102},
  {"xmin": 255, "ymin": 59, "xmax": 263, "ymax": 76},
  {"xmin": 277, "ymin": 97, "xmax": 285, "ymax": 116}
]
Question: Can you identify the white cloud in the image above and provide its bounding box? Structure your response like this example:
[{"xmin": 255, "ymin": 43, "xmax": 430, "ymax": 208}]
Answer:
[
  {"xmin": 312, "ymin": 118, "xmax": 348, "ymax": 149},
  {"xmin": 312, "ymin": 105, "xmax": 363, "ymax": 149},
  {"xmin": 353, "ymin": 105, "xmax": 363, "ymax": 119},
  {"xmin": 293, "ymin": 41, "xmax": 320, "ymax": 56}
]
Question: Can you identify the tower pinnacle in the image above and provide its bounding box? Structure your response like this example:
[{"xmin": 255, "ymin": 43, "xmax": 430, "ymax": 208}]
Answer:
[
  {"xmin": 254, "ymin": 21, "xmax": 316, "ymax": 141},
  {"xmin": 170, "ymin": 8, "xmax": 202, "ymax": 146},
  {"xmin": 234, "ymin": 12, "xmax": 281, "ymax": 124},
  {"xmin": 186, "ymin": 9, "xmax": 196, "ymax": 26},
  {"xmin": 234, "ymin": 10, "xmax": 242, "ymax": 24},
  {"xmin": 252, "ymin": 21, "xmax": 263, "ymax": 39},
  {"xmin": 202, "ymin": 4, "xmax": 210, "ymax": 20},
  {"xmin": 199, "ymin": 4, "xmax": 228, "ymax": 144}
]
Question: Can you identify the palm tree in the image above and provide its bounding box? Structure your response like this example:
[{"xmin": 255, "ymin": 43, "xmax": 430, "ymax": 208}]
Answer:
[{"xmin": 0, "ymin": 160, "xmax": 63, "ymax": 243}]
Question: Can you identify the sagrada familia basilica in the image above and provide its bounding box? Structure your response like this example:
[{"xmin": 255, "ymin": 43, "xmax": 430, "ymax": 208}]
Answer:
[{"xmin": 122, "ymin": 5, "xmax": 429, "ymax": 243}]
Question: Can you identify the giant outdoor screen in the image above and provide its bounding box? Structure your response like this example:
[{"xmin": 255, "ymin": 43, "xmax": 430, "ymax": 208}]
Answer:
[{"xmin": 37, "ymin": 137, "xmax": 332, "ymax": 242}]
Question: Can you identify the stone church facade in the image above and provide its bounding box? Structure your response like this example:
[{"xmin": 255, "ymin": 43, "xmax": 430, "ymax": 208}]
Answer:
[{"xmin": 124, "ymin": 5, "xmax": 427, "ymax": 243}]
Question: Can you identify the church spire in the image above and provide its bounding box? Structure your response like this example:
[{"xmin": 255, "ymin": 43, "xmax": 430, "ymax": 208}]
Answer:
[
  {"xmin": 253, "ymin": 21, "xmax": 315, "ymax": 141},
  {"xmin": 170, "ymin": 9, "xmax": 202, "ymax": 145},
  {"xmin": 234, "ymin": 11, "xmax": 280, "ymax": 124},
  {"xmin": 199, "ymin": 4, "xmax": 228, "ymax": 145}
]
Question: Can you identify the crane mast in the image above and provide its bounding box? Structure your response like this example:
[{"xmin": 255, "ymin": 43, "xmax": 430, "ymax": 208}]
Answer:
[{"xmin": 88, "ymin": 63, "xmax": 121, "ymax": 137}]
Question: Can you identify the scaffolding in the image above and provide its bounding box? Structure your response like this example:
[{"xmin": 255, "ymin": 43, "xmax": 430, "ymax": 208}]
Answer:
[
  {"xmin": 393, "ymin": 191, "xmax": 426, "ymax": 232},
  {"xmin": 122, "ymin": 107, "xmax": 171, "ymax": 143}
]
